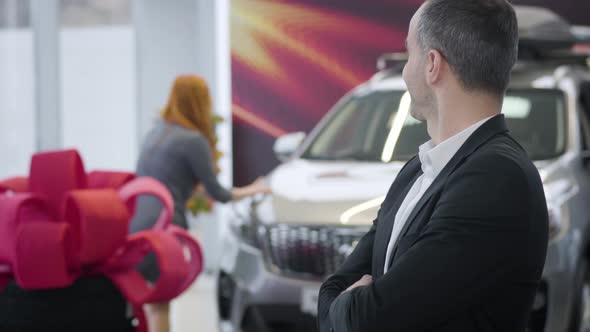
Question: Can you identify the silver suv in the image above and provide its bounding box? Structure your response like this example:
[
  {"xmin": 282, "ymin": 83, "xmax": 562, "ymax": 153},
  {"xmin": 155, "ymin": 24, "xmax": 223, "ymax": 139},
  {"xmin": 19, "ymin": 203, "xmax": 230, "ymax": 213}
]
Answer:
[{"xmin": 217, "ymin": 7, "xmax": 590, "ymax": 332}]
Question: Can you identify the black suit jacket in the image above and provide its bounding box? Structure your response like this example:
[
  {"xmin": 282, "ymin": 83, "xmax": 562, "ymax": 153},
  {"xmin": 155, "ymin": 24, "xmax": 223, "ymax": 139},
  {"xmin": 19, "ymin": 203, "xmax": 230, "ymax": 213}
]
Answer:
[{"xmin": 318, "ymin": 115, "xmax": 549, "ymax": 332}]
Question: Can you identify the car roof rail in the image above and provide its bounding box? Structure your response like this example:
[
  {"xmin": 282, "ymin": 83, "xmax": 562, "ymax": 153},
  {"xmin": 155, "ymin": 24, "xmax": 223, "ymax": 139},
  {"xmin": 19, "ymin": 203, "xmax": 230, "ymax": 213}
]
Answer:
[
  {"xmin": 376, "ymin": 53, "xmax": 408, "ymax": 72},
  {"xmin": 518, "ymin": 48, "xmax": 590, "ymax": 65},
  {"xmin": 369, "ymin": 68, "xmax": 402, "ymax": 82}
]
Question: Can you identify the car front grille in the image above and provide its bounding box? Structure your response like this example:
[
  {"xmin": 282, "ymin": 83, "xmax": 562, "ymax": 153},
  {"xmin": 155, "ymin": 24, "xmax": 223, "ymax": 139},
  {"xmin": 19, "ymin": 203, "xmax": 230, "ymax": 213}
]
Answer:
[{"xmin": 257, "ymin": 224, "xmax": 369, "ymax": 279}]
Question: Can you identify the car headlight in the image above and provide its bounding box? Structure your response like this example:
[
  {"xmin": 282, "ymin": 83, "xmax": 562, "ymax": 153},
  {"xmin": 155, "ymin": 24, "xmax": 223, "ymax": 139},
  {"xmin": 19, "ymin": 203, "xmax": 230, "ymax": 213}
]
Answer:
[{"xmin": 544, "ymin": 179, "xmax": 577, "ymax": 244}]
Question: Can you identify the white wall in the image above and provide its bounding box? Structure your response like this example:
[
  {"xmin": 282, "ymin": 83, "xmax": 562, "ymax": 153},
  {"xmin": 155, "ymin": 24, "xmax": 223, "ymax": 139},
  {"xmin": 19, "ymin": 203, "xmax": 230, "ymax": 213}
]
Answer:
[
  {"xmin": 60, "ymin": 26, "xmax": 137, "ymax": 171},
  {"xmin": 0, "ymin": 30, "xmax": 36, "ymax": 178},
  {"xmin": 0, "ymin": 26, "xmax": 137, "ymax": 177}
]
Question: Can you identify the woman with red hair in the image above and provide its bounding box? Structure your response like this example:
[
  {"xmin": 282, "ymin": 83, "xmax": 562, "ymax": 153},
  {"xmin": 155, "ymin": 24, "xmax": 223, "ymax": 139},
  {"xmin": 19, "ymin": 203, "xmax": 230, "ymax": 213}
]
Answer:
[{"xmin": 130, "ymin": 75, "xmax": 269, "ymax": 332}]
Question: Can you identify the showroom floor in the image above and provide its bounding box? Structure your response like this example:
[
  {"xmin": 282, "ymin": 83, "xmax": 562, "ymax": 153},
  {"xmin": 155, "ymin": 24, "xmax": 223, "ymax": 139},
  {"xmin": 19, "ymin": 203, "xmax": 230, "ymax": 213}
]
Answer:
[
  {"xmin": 171, "ymin": 273, "xmax": 219, "ymax": 332},
  {"xmin": 170, "ymin": 220, "xmax": 220, "ymax": 332}
]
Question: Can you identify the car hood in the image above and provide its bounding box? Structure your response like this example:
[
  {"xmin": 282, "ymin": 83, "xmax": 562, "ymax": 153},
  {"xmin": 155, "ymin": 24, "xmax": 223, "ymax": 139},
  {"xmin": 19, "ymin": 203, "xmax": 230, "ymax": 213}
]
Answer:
[
  {"xmin": 254, "ymin": 159, "xmax": 405, "ymax": 226},
  {"xmin": 253, "ymin": 158, "xmax": 562, "ymax": 227}
]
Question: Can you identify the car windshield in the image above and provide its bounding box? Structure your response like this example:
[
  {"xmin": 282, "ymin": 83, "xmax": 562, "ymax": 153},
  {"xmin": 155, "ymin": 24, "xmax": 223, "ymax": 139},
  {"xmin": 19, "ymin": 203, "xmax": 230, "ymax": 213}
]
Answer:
[{"xmin": 302, "ymin": 89, "xmax": 567, "ymax": 162}]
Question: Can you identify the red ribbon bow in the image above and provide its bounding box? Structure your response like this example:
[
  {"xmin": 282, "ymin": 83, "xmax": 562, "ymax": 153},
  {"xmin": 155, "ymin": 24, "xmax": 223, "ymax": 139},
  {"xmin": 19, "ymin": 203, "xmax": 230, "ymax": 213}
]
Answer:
[{"xmin": 0, "ymin": 149, "xmax": 203, "ymax": 332}]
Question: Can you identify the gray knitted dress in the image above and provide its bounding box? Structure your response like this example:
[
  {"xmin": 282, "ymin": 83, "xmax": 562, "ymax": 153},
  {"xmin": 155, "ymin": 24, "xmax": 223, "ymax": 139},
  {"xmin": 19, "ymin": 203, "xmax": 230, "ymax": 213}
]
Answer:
[{"xmin": 130, "ymin": 120, "xmax": 231, "ymax": 280}]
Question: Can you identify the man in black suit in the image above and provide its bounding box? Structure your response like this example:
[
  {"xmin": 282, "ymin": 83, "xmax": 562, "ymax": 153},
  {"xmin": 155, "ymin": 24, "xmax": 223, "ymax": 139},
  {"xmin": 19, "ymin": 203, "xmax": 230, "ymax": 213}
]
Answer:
[{"xmin": 317, "ymin": 1, "xmax": 549, "ymax": 331}]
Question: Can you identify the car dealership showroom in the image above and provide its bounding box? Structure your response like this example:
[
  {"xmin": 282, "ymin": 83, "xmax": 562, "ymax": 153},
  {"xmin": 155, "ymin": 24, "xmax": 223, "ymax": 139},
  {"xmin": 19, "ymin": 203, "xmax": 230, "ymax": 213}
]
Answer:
[{"xmin": 1, "ymin": 0, "xmax": 590, "ymax": 332}]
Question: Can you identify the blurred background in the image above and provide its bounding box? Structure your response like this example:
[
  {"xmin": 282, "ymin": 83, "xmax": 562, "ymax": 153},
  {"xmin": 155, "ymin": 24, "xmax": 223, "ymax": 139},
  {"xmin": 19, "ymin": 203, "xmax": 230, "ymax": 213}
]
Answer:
[{"xmin": 2, "ymin": 1, "xmax": 590, "ymax": 332}]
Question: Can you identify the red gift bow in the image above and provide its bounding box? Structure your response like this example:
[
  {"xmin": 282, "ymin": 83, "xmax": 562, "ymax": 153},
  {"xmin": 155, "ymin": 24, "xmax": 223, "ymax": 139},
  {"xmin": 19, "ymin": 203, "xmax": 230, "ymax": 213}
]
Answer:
[{"xmin": 0, "ymin": 149, "xmax": 203, "ymax": 332}]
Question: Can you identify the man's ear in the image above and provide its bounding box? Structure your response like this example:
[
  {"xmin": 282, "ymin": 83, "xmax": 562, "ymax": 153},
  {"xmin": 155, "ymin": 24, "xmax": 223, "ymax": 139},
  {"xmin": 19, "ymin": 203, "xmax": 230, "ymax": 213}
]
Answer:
[{"xmin": 425, "ymin": 49, "xmax": 444, "ymax": 86}]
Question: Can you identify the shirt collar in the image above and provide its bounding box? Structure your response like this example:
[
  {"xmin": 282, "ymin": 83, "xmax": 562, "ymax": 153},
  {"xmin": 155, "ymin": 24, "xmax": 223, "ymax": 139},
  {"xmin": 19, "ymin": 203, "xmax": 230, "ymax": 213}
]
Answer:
[{"xmin": 419, "ymin": 116, "xmax": 494, "ymax": 176}]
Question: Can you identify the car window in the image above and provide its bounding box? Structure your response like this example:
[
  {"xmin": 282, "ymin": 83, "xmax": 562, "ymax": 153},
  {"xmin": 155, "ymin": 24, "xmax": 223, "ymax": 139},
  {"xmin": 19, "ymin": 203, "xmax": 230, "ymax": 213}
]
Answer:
[{"xmin": 302, "ymin": 89, "xmax": 567, "ymax": 162}]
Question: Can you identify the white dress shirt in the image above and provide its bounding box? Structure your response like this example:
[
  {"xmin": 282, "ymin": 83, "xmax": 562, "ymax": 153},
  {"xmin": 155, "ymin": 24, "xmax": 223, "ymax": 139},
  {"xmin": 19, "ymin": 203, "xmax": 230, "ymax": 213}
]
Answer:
[{"xmin": 383, "ymin": 116, "xmax": 494, "ymax": 273}]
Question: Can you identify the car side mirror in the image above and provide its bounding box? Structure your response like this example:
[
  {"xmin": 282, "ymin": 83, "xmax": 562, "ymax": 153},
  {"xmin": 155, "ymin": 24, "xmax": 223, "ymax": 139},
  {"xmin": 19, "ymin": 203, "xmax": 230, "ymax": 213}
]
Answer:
[{"xmin": 273, "ymin": 132, "xmax": 306, "ymax": 162}]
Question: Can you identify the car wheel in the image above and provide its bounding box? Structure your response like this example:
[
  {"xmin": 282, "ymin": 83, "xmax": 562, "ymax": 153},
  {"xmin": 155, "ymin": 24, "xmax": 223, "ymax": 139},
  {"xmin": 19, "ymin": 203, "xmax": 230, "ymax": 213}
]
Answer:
[
  {"xmin": 571, "ymin": 260, "xmax": 590, "ymax": 332},
  {"xmin": 580, "ymin": 273, "xmax": 590, "ymax": 332}
]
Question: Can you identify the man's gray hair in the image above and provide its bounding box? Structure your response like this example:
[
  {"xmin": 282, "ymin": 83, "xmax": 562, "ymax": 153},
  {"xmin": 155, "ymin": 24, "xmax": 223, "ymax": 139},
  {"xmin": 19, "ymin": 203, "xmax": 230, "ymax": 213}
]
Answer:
[{"xmin": 417, "ymin": 0, "xmax": 518, "ymax": 96}]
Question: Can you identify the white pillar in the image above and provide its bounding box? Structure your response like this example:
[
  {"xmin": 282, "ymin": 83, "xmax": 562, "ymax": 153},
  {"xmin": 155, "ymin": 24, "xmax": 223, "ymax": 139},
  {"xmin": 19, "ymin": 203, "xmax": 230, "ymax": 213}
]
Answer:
[
  {"xmin": 30, "ymin": 0, "xmax": 61, "ymax": 150},
  {"xmin": 133, "ymin": 0, "xmax": 199, "ymax": 141},
  {"xmin": 196, "ymin": 0, "xmax": 232, "ymax": 188}
]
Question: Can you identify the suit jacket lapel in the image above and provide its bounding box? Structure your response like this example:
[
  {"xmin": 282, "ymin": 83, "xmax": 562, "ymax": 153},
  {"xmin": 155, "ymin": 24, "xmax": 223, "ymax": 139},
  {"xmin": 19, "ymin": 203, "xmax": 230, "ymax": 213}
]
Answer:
[
  {"xmin": 372, "ymin": 157, "xmax": 422, "ymax": 277},
  {"xmin": 386, "ymin": 168, "xmax": 447, "ymax": 270},
  {"xmin": 386, "ymin": 114, "xmax": 510, "ymax": 270}
]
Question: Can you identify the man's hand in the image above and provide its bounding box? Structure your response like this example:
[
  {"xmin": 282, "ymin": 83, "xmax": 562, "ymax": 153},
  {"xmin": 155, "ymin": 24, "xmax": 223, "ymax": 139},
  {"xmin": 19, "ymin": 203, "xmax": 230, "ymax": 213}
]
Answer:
[{"xmin": 345, "ymin": 274, "xmax": 373, "ymax": 292}]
